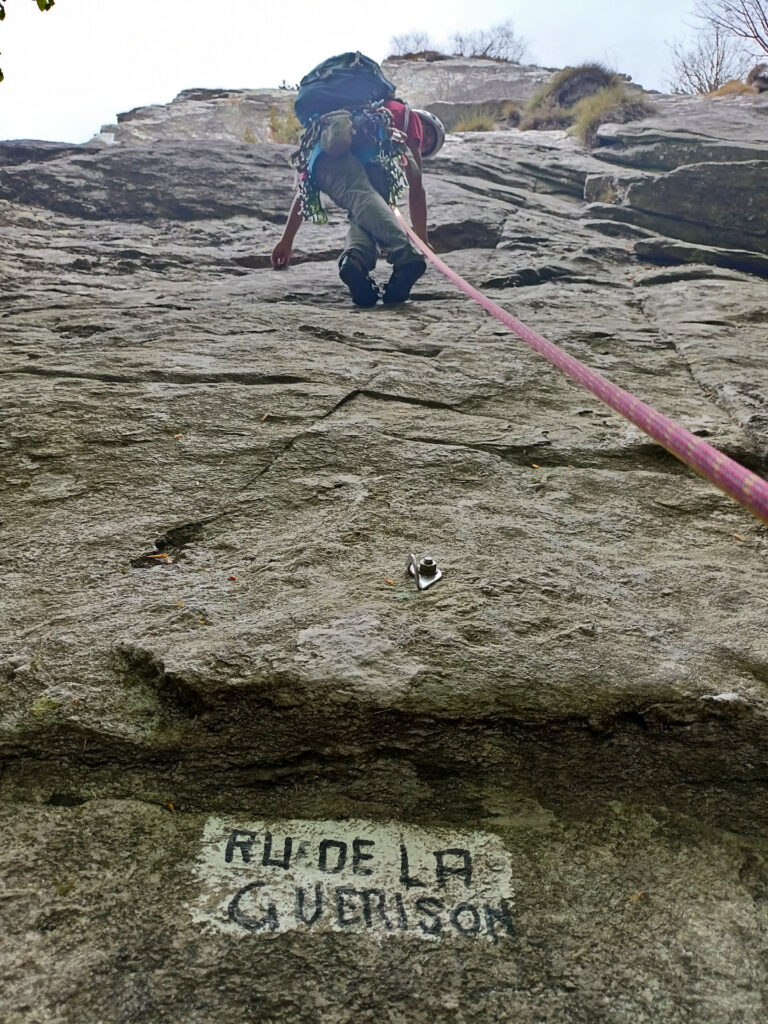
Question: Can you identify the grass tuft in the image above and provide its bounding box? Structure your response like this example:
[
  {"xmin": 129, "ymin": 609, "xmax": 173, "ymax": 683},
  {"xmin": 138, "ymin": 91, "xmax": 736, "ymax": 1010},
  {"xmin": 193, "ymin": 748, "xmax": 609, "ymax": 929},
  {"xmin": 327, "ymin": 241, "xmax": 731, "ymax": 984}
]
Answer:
[
  {"xmin": 570, "ymin": 86, "xmax": 653, "ymax": 146},
  {"xmin": 521, "ymin": 64, "xmax": 651, "ymax": 147},
  {"xmin": 519, "ymin": 99, "xmax": 571, "ymax": 131},
  {"xmin": 268, "ymin": 106, "xmax": 303, "ymax": 145},
  {"xmin": 709, "ymin": 79, "xmax": 758, "ymax": 96},
  {"xmin": 499, "ymin": 99, "xmax": 521, "ymax": 124},
  {"xmin": 527, "ymin": 63, "xmax": 621, "ymax": 112},
  {"xmin": 453, "ymin": 108, "xmax": 498, "ymax": 132}
]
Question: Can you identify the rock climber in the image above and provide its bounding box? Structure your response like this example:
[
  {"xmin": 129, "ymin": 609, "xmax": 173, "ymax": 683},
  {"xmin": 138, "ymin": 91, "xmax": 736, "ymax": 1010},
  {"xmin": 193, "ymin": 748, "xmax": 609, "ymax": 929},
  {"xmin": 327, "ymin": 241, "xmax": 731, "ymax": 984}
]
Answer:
[{"xmin": 270, "ymin": 54, "xmax": 443, "ymax": 307}]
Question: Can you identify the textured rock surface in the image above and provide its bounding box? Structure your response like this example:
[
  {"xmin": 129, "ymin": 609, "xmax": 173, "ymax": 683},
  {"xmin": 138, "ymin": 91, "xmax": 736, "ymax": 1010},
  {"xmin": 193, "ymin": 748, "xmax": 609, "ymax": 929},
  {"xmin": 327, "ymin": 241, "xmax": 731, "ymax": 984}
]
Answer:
[
  {"xmin": 1, "ymin": 69, "xmax": 768, "ymax": 1023},
  {"xmin": 588, "ymin": 93, "xmax": 768, "ymax": 264},
  {"xmin": 96, "ymin": 57, "xmax": 556, "ymax": 145},
  {"xmin": 381, "ymin": 56, "xmax": 554, "ymax": 108},
  {"xmin": 100, "ymin": 87, "xmax": 298, "ymax": 146}
]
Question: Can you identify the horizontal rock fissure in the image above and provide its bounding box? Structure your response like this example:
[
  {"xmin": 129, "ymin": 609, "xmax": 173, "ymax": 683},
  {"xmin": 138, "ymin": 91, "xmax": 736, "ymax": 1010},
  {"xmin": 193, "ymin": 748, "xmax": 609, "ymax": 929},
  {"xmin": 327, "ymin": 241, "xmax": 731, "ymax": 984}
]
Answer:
[
  {"xmin": 446, "ymin": 178, "xmax": 527, "ymax": 208},
  {"xmin": 0, "ymin": 367, "xmax": 315, "ymax": 386},
  {"xmin": 357, "ymin": 388, "xmax": 475, "ymax": 413},
  {"xmin": 636, "ymin": 247, "xmax": 768, "ymax": 281},
  {"xmin": 374, "ymin": 431, "xmax": 706, "ymax": 472},
  {"xmin": 599, "ymin": 201, "xmax": 768, "ymax": 258},
  {"xmin": 4, "ymin": 707, "xmax": 768, "ymax": 832},
  {"xmin": 480, "ymin": 266, "xmax": 581, "ymax": 290}
]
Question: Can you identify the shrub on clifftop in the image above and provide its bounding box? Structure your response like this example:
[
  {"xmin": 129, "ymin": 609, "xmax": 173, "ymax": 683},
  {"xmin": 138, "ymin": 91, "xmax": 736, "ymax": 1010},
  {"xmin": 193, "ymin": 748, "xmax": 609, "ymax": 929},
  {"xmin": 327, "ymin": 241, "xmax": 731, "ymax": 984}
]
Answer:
[
  {"xmin": 389, "ymin": 20, "xmax": 527, "ymax": 63},
  {"xmin": 450, "ymin": 21, "xmax": 527, "ymax": 63},
  {"xmin": 268, "ymin": 106, "xmax": 302, "ymax": 145},
  {"xmin": 389, "ymin": 32, "xmax": 449, "ymax": 60},
  {"xmin": 526, "ymin": 63, "xmax": 622, "ymax": 112},
  {"xmin": 571, "ymin": 87, "xmax": 653, "ymax": 146},
  {"xmin": 521, "ymin": 64, "xmax": 652, "ymax": 147}
]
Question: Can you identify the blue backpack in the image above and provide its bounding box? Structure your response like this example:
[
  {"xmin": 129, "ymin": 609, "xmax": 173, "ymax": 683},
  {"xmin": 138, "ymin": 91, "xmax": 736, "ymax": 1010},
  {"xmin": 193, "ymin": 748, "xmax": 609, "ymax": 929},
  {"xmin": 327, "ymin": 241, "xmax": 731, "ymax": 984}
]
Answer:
[{"xmin": 294, "ymin": 52, "xmax": 396, "ymax": 127}]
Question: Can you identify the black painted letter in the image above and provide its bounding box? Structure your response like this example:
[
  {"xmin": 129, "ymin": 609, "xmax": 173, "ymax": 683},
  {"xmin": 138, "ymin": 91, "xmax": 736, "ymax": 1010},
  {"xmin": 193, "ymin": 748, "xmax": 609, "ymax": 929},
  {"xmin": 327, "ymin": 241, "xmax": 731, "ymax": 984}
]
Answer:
[
  {"xmin": 360, "ymin": 889, "xmax": 393, "ymax": 930},
  {"xmin": 319, "ymin": 839, "xmax": 347, "ymax": 873},
  {"xmin": 225, "ymin": 829, "xmax": 256, "ymax": 864},
  {"xmin": 415, "ymin": 896, "xmax": 444, "ymax": 936},
  {"xmin": 400, "ymin": 844, "xmax": 427, "ymax": 889},
  {"xmin": 484, "ymin": 898, "xmax": 515, "ymax": 944},
  {"xmin": 393, "ymin": 892, "xmax": 408, "ymax": 931},
  {"xmin": 352, "ymin": 838, "xmax": 375, "ymax": 875},
  {"xmin": 433, "ymin": 848, "xmax": 473, "ymax": 889},
  {"xmin": 295, "ymin": 884, "xmax": 324, "ymax": 927},
  {"xmin": 450, "ymin": 902, "xmax": 481, "ymax": 936},
  {"xmin": 228, "ymin": 881, "xmax": 279, "ymax": 932},
  {"xmin": 262, "ymin": 832, "xmax": 293, "ymax": 870},
  {"xmin": 335, "ymin": 886, "xmax": 361, "ymax": 926}
]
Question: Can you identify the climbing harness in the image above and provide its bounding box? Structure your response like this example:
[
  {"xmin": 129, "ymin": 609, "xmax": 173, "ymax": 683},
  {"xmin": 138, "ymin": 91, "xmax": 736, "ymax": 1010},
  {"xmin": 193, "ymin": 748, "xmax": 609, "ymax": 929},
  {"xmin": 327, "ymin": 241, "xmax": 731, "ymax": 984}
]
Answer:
[
  {"xmin": 292, "ymin": 118, "xmax": 326, "ymax": 223},
  {"xmin": 394, "ymin": 209, "xmax": 768, "ymax": 526},
  {"xmin": 293, "ymin": 105, "xmax": 408, "ymax": 225}
]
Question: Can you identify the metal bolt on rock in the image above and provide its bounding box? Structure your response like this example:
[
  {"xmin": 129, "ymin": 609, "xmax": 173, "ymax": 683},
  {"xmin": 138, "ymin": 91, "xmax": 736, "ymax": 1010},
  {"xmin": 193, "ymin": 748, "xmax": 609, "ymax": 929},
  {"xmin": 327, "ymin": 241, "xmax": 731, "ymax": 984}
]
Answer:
[{"xmin": 408, "ymin": 553, "xmax": 443, "ymax": 591}]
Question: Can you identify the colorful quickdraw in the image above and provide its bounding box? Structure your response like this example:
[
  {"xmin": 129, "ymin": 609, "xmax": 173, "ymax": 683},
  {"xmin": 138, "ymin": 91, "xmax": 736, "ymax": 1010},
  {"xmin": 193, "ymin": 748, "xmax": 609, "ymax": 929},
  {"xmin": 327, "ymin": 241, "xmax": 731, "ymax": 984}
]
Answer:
[
  {"xmin": 291, "ymin": 105, "xmax": 408, "ymax": 225},
  {"xmin": 292, "ymin": 119, "xmax": 327, "ymax": 224}
]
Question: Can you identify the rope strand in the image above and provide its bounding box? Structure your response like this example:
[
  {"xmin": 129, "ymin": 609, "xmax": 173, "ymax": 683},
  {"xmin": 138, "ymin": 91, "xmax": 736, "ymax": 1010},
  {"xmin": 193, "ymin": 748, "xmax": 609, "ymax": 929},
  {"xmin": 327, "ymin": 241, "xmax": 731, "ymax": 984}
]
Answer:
[{"xmin": 394, "ymin": 209, "xmax": 768, "ymax": 526}]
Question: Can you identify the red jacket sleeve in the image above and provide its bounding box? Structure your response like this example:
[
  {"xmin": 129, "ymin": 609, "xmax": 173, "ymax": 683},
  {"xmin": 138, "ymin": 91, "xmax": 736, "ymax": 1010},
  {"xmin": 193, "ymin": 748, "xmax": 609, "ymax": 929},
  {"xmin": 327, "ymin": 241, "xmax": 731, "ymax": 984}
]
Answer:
[{"xmin": 384, "ymin": 100, "xmax": 423, "ymax": 152}]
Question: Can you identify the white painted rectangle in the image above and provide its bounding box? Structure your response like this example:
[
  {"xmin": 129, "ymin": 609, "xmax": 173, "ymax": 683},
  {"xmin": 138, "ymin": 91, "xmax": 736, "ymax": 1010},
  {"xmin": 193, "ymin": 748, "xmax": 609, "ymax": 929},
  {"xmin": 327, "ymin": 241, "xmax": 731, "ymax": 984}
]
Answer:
[{"xmin": 190, "ymin": 817, "xmax": 516, "ymax": 943}]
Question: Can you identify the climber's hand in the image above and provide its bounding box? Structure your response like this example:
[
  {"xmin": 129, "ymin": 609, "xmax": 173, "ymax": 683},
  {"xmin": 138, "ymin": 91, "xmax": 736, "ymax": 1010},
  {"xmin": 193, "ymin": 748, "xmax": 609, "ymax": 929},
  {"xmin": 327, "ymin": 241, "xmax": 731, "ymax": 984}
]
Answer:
[{"xmin": 271, "ymin": 240, "xmax": 292, "ymax": 269}]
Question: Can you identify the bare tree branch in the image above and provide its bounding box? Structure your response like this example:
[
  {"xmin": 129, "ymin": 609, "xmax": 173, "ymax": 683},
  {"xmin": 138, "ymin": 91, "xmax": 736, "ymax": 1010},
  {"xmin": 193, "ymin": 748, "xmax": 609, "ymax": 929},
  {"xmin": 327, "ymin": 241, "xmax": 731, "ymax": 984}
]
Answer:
[
  {"xmin": 450, "ymin": 21, "xmax": 528, "ymax": 63},
  {"xmin": 695, "ymin": 0, "xmax": 768, "ymax": 55},
  {"xmin": 668, "ymin": 24, "xmax": 754, "ymax": 91},
  {"xmin": 389, "ymin": 32, "xmax": 435, "ymax": 57}
]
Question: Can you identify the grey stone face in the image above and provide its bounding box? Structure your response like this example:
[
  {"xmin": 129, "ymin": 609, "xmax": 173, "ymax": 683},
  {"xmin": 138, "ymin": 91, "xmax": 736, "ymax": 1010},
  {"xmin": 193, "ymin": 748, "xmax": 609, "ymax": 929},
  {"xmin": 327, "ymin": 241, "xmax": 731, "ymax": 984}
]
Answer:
[
  {"xmin": 1, "ymin": 66, "xmax": 768, "ymax": 1024},
  {"xmin": 382, "ymin": 56, "xmax": 555, "ymax": 108},
  {"xmin": 587, "ymin": 93, "xmax": 768, "ymax": 260}
]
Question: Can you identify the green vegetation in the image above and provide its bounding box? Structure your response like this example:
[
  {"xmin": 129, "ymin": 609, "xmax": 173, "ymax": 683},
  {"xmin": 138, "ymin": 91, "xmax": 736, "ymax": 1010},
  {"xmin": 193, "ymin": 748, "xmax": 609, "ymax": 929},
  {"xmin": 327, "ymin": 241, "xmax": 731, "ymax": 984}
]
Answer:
[
  {"xmin": 389, "ymin": 20, "xmax": 527, "ymax": 63},
  {"xmin": 520, "ymin": 64, "xmax": 652, "ymax": 147},
  {"xmin": 449, "ymin": 100, "xmax": 520, "ymax": 133},
  {"xmin": 0, "ymin": 0, "xmax": 54, "ymax": 20},
  {"xmin": 453, "ymin": 108, "xmax": 497, "ymax": 132},
  {"xmin": 268, "ymin": 105, "xmax": 303, "ymax": 145},
  {"xmin": 499, "ymin": 99, "xmax": 521, "ymax": 124},
  {"xmin": 519, "ymin": 99, "xmax": 572, "ymax": 132},
  {"xmin": 571, "ymin": 86, "xmax": 653, "ymax": 146},
  {"xmin": 524, "ymin": 63, "xmax": 620, "ymax": 117},
  {"xmin": 30, "ymin": 694, "xmax": 60, "ymax": 719}
]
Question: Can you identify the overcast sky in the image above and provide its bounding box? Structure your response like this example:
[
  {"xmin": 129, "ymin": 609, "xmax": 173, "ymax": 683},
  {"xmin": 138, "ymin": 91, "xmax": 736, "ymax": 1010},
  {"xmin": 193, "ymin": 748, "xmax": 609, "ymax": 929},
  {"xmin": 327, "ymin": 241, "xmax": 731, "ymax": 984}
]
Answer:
[{"xmin": 1, "ymin": 0, "xmax": 698, "ymax": 143}]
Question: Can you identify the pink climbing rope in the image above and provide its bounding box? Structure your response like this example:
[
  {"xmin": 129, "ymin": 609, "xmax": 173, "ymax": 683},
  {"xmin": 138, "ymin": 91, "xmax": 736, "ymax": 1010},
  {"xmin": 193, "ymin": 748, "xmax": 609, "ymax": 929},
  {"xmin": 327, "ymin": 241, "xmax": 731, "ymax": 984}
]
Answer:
[{"xmin": 394, "ymin": 209, "xmax": 768, "ymax": 526}]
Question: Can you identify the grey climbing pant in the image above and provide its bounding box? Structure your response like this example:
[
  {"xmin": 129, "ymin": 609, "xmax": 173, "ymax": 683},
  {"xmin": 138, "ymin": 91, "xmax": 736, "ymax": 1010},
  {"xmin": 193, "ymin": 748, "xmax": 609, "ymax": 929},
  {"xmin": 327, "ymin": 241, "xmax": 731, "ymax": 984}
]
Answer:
[{"xmin": 312, "ymin": 151, "xmax": 423, "ymax": 272}]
